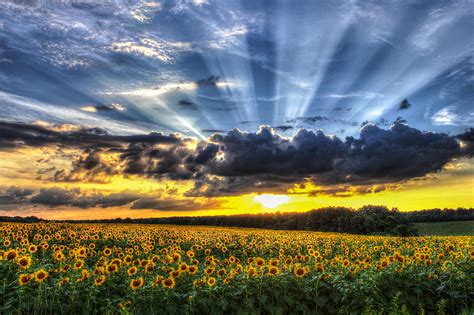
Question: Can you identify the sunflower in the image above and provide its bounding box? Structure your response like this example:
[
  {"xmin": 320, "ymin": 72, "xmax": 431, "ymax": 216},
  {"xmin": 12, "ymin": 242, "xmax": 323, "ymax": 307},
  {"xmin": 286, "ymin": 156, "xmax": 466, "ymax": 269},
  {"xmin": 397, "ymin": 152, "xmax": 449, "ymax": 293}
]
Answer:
[
  {"xmin": 28, "ymin": 245, "xmax": 37, "ymax": 253},
  {"xmin": 315, "ymin": 264, "xmax": 325, "ymax": 272},
  {"xmin": 207, "ymin": 277, "xmax": 216, "ymax": 286},
  {"xmin": 170, "ymin": 270, "xmax": 181, "ymax": 278},
  {"xmin": 94, "ymin": 275, "xmax": 106, "ymax": 286},
  {"xmin": 247, "ymin": 267, "xmax": 257, "ymax": 277},
  {"xmin": 106, "ymin": 264, "xmax": 118, "ymax": 273},
  {"xmin": 294, "ymin": 265, "xmax": 306, "ymax": 278},
  {"xmin": 187, "ymin": 265, "xmax": 198, "ymax": 275},
  {"xmin": 54, "ymin": 251, "xmax": 65, "ymax": 261},
  {"xmin": 5, "ymin": 249, "xmax": 17, "ymax": 261},
  {"xmin": 205, "ymin": 267, "xmax": 214, "ymax": 275},
  {"xmin": 217, "ymin": 268, "xmax": 227, "ymax": 277},
  {"xmin": 127, "ymin": 267, "xmax": 138, "ymax": 276},
  {"xmin": 151, "ymin": 255, "xmax": 160, "ymax": 263},
  {"xmin": 118, "ymin": 301, "xmax": 131, "ymax": 310},
  {"xmin": 77, "ymin": 247, "xmax": 87, "ymax": 257},
  {"xmin": 268, "ymin": 266, "xmax": 280, "ymax": 276},
  {"xmin": 79, "ymin": 269, "xmax": 90, "ymax": 281},
  {"xmin": 124, "ymin": 255, "xmax": 133, "ymax": 265},
  {"xmin": 162, "ymin": 278, "xmax": 175, "ymax": 289},
  {"xmin": 18, "ymin": 274, "xmax": 31, "ymax": 286},
  {"xmin": 153, "ymin": 275, "xmax": 163, "ymax": 287},
  {"xmin": 195, "ymin": 278, "xmax": 205, "ymax": 288},
  {"xmin": 130, "ymin": 277, "xmax": 144, "ymax": 290},
  {"xmin": 103, "ymin": 248, "xmax": 112, "ymax": 256},
  {"xmin": 74, "ymin": 260, "xmax": 84, "ymax": 270},
  {"xmin": 35, "ymin": 269, "xmax": 49, "ymax": 282},
  {"xmin": 172, "ymin": 253, "xmax": 181, "ymax": 262},
  {"xmin": 18, "ymin": 256, "xmax": 31, "ymax": 269},
  {"xmin": 59, "ymin": 277, "xmax": 70, "ymax": 286}
]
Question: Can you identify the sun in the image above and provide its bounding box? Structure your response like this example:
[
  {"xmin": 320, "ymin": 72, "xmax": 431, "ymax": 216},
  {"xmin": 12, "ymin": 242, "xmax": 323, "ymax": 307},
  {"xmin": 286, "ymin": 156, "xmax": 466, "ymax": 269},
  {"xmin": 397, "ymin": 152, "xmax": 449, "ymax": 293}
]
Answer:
[{"xmin": 253, "ymin": 194, "xmax": 290, "ymax": 209}]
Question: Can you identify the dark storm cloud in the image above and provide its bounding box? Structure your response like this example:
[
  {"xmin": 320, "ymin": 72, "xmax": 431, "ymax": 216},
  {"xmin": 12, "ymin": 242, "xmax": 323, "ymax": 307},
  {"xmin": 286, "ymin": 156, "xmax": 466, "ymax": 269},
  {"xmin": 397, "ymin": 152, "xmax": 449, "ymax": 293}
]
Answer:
[
  {"xmin": 184, "ymin": 122, "xmax": 465, "ymax": 195},
  {"xmin": 303, "ymin": 183, "xmax": 400, "ymax": 198},
  {"xmin": 177, "ymin": 99, "xmax": 198, "ymax": 110},
  {"xmin": 185, "ymin": 174, "xmax": 292, "ymax": 197},
  {"xmin": 196, "ymin": 75, "xmax": 220, "ymax": 87},
  {"xmin": 457, "ymin": 128, "xmax": 474, "ymax": 156},
  {"xmin": 0, "ymin": 120, "xmax": 470, "ymax": 197},
  {"xmin": 337, "ymin": 123, "xmax": 462, "ymax": 183},
  {"xmin": 202, "ymin": 129, "xmax": 224, "ymax": 133},
  {"xmin": 0, "ymin": 121, "xmax": 184, "ymax": 150},
  {"xmin": 86, "ymin": 103, "xmax": 125, "ymax": 112},
  {"xmin": 274, "ymin": 125, "xmax": 294, "ymax": 132},
  {"xmin": 286, "ymin": 116, "xmax": 329, "ymax": 125},
  {"xmin": 205, "ymin": 126, "xmax": 346, "ymax": 177},
  {"xmin": 0, "ymin": 186, "xmax": 34, "ymax": 205},
  {"xmin": 29, "ymin": 187, "xmax": 139, "ymax": 208},
  {"xmin": 131, "ymin": 197, "xmax": 223, "ymax": 211},
  {"xmin": 53, "ymin": 140, "xmax": 197, "ymax": 183},
  {"xmin": 53, "ymin": 149, "xmax": 119, "ymax": 183},
  {"xmin": 118, "ymin": 142, "xmax": 196, "ymax": 180},
  {"xmin": 29, "ymin": 187, "xmax": 79, "ymax": 206},
  {"xmin": 335, "ymin": 107, "xmax": 352, "ymax": 111},
  {"xmin": 0, "ymin": 185, "xmax": 221, "ymax": 211},
  {"xmin": 398, "ymin": 99, "xmax": 412, "ymax": 110}
]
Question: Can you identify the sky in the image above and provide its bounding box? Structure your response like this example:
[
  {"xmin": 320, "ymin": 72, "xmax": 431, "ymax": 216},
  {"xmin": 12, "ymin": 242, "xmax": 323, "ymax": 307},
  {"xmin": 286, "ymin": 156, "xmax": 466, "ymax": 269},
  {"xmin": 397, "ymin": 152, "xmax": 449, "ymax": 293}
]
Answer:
[{"xmin": 0, "ymin": 0, "xmax": 473, "ymax": 219}]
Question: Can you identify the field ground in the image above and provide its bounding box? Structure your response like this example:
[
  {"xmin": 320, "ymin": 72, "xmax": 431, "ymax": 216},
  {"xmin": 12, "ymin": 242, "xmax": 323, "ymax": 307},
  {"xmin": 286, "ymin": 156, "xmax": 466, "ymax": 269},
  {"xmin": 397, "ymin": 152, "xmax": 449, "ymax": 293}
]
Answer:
[{"xmin": 414, "ymin": 221, "xmax": 474, "ymax": 236}]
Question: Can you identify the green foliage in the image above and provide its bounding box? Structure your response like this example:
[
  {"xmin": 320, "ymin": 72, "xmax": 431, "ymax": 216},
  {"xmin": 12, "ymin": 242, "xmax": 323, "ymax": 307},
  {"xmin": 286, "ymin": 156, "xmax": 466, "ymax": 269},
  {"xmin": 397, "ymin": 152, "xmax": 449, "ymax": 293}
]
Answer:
[{"xmin": 414, "ymin": 221, "xmax": 474, "ymax": 236}]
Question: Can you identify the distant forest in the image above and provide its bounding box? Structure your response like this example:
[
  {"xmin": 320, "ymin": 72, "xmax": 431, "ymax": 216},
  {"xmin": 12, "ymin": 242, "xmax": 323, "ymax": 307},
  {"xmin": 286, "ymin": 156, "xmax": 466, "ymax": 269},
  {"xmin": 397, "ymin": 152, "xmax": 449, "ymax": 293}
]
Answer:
[{"xmin": 1, "ymin": 206, "xmax": 473, "ymax": 236}]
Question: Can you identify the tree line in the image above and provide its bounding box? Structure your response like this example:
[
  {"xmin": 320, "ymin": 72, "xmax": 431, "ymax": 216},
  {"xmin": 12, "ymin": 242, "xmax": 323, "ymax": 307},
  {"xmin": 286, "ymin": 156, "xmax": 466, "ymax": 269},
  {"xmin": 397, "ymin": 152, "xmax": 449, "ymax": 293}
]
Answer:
[{"xmin": 2, "ymin": 206, "xmax": 473, "ymax": 236}]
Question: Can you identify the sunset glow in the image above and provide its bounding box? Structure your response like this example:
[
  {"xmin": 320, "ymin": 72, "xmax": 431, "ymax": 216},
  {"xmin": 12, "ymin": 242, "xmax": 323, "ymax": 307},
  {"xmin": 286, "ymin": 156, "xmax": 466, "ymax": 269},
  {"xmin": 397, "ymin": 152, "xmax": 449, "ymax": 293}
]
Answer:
[{"xmin": 254, "ymin": 194, "xmax": 290, "ymax": 209}]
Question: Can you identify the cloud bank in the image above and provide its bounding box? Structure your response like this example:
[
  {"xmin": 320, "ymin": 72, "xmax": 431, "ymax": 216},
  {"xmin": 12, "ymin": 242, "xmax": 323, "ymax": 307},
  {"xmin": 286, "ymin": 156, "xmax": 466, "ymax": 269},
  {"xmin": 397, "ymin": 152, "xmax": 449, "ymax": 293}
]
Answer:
[{"xmin": 0, "ymin": 120, "xmax": 470, "ymax": 203}]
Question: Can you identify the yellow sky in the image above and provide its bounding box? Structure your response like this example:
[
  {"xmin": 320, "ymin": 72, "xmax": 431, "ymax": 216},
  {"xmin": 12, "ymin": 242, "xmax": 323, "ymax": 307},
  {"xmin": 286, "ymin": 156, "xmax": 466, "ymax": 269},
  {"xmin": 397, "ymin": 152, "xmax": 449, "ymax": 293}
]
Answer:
[{"xmin": 0, "ymin": 148, "xmax": 472, "ymax": 220}]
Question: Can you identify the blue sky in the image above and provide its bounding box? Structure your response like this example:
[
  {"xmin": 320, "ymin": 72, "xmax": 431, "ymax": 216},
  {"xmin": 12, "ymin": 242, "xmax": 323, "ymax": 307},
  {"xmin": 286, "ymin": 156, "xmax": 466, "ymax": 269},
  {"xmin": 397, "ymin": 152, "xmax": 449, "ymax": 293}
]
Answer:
[{"xmin": 0, "ymin": 0, "xmax": 472, "ymax": 139}]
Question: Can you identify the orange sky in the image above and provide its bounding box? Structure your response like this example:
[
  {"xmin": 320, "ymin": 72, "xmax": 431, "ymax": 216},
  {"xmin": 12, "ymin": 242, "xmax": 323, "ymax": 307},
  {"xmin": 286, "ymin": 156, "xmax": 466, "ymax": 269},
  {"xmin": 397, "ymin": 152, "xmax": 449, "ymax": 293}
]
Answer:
[{"xmin": 0, "ymin": 145, "xmax": 472, "ymax": 219}]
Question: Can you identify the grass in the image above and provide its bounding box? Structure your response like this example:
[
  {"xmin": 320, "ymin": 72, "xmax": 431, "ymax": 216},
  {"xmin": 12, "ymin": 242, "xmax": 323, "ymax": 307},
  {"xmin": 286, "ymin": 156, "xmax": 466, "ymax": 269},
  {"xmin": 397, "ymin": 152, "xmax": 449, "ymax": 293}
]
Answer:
[{"xmin": 414, "ymin": 221, "xmax": 474, "ymax": 236}]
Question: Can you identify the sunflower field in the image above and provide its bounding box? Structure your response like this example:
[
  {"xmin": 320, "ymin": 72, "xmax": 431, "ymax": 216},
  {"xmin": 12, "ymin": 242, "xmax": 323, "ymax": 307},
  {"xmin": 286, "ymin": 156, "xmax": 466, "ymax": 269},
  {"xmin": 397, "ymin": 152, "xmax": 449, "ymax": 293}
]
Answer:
[{"xmin": 1, "ymin": 223, "xmax": 473, "ymax": 314}]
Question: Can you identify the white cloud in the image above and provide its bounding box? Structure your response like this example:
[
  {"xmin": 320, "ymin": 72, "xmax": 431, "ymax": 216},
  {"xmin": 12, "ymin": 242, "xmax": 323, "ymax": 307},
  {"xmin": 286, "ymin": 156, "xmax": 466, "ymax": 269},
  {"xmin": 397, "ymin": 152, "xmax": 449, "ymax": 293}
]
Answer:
[
  {"xmin": 0, "ymin": 91, "xmax": 150, "ymax": 135},
  {"xmin": 111, "ymin": 38, "xmax": 193, "ymax": 63},
  {"xmin": 104, "ymin": 80, "xmax": 239, "ymax": 98},
  {"xmin": 431, "ymin": 106, "xmax": 474, "ymax": 126},
  {"xmin": 432, "ymin": 106, "xmax": 458, "ymax": 125},
  {"xmin": 215, "ymin": 25, "xmax": 248, "ymax": 38},
  {"xmin": 107, "ymin": 82, "xmax": 199, "ymax": 97},
  {"xmin": 130, "ymin": 2, "xmax": 162, "ymax": 23},
  {"xmin": 322, "ymin": 92, "xmax": 384, "ymax": 99},
  {"xmin": 170, "ymin": 0, "xmax": 209, "ymax": 14},
  {"xmin": 411, "ymin": 4, "xmax": 470, "ymax": 56}
]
